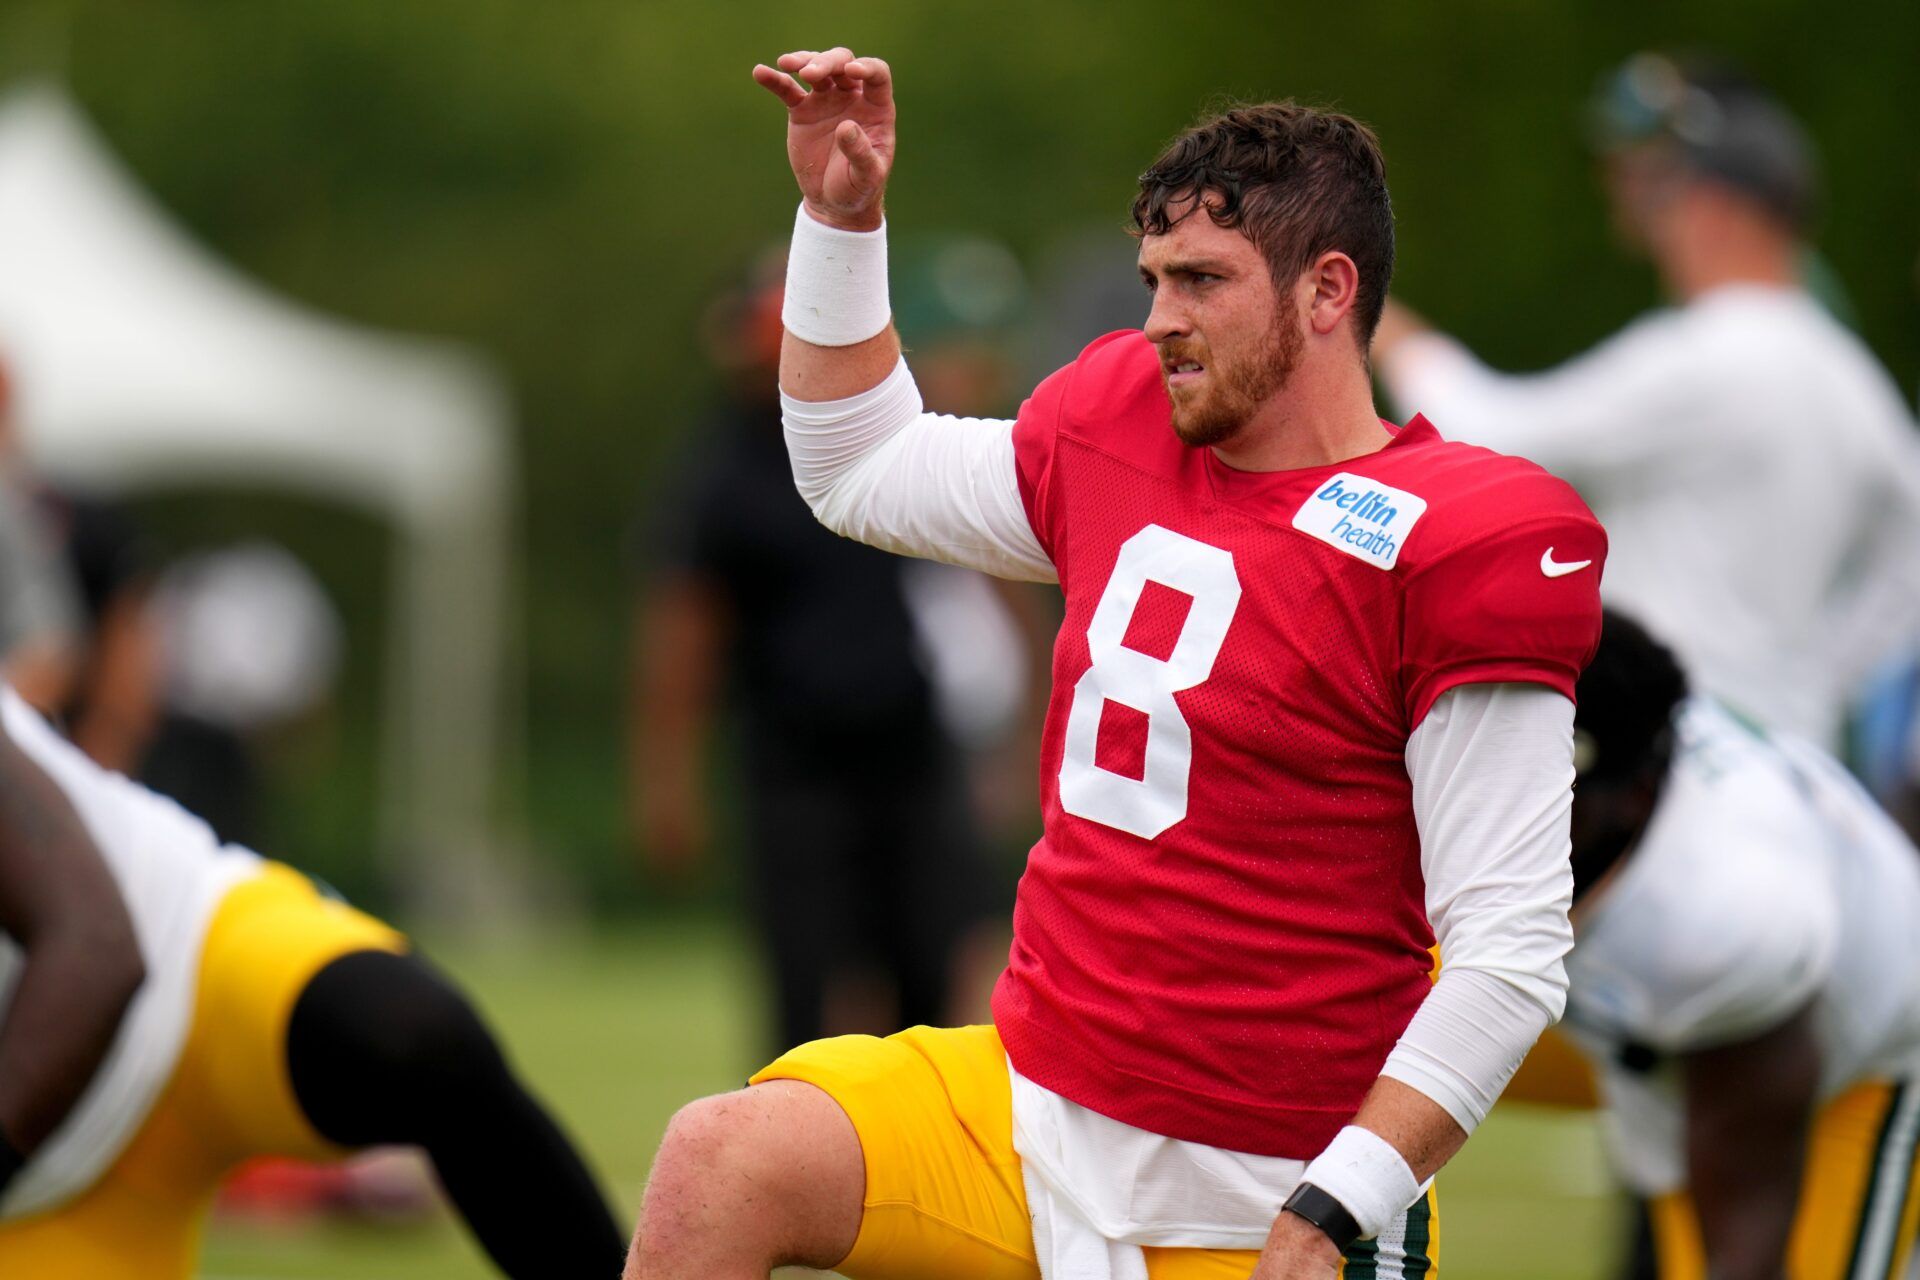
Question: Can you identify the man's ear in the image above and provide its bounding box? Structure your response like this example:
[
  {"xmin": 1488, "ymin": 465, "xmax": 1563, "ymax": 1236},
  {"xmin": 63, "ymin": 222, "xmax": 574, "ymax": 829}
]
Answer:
[{"xmin": 1306, "ymin": 251, "xmax": 1360, "ymax": 337}]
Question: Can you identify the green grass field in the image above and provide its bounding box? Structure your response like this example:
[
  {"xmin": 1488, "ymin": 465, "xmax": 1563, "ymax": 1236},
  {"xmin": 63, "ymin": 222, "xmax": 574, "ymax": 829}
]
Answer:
[{"xmin": 197, "ymin": 922, "xmax": 1627, "ymax": 1279}]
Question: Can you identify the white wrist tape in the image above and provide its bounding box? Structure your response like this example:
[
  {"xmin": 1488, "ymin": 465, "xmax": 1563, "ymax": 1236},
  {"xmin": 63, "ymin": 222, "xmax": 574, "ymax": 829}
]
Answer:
[
  {"xmin": 782, "ymin": 203, "xmax": 891, "ymax": 347},
  {"xmin": 1298, "ymin": 1126, "xmax": 1424, "ymax": 1241}
]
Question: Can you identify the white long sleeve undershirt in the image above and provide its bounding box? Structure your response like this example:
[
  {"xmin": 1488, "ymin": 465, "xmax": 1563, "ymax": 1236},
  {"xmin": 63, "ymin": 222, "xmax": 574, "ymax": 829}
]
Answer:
[
  {"xmin": 1388, "ymin": 684, "xmax": 1573, "ymax": 1130},
  {"xmin": 781, "ymin": 358, "xmax": 1055, "ymax": 583},
  {"xmin": 781, "ymin": 359, "xmax": 1574, "ymax": 1148}
]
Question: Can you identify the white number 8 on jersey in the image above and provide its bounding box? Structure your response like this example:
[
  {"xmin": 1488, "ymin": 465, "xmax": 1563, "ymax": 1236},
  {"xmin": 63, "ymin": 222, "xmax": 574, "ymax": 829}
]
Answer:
[{"xmin": 1059, "ymin": 524, "xmax": 1242, "ymax": 839}]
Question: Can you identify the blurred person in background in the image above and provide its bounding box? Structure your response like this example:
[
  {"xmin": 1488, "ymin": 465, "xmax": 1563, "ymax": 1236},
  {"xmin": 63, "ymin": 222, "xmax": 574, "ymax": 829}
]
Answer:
[
  {"xmin": 891, "ymin": 235, "xmax": 1060, "ymax": 1015},
  {"xmin": 891, "ymin": 234, "xmax": 1055, "ymax": 852},
  {"xmin": 141, "ymin": 540, "xmax": 344, "ymax": 848},
  {"xmin": 1560, "ymin": 611, "xmax": 1920, "ymax": 1280},
  {"xmin": 1, "ymin": 354, "xmax": 175, "ymax": 841},
  {"xmin": 34, "ymin": 488, "xmax": 163, "ymax": 776},
  {"xmin": 1375, "ymin": 53, "xmax": 1920, "ymax": 754},
  {"xmin": 0, "ymin": 357, "xmax": 81, "ymax": 711},
  {"xmin": 0, "ymin": 677, "xmax": 626, "ymax": 1278},
  {"xmin": 628, "ymin": 251, "xmax": 1002, "ymax": 1053}
]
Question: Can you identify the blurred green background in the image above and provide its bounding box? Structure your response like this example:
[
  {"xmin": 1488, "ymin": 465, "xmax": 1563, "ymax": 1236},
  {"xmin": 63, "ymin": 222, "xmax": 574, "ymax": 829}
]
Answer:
[{"xmin": 3, "ymin": 0, "xmax": 1914, "ymax": 912}]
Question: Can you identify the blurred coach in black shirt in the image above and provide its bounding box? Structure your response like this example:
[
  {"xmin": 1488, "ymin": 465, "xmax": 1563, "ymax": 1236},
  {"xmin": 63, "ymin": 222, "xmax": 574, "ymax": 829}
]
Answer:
[{"xmin": 629, "ymin": 259, "xmax": 994, "ymax": 1053}]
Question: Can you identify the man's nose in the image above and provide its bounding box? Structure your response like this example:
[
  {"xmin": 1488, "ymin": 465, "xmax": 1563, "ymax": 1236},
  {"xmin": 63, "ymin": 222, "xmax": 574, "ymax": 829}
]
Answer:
[{"xmin": 1143, "ymin": 292, "xmax": 1190, "ymax": 345}]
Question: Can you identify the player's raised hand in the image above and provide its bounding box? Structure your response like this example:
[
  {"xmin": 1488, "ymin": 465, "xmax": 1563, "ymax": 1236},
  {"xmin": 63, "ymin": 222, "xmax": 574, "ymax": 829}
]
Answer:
[{"xmin": 751, "ymin": 48, "xmax": 895, "ymax": 232}]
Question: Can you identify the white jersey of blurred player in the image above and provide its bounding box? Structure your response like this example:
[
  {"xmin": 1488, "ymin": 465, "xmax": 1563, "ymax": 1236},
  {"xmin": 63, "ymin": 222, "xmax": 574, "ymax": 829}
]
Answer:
[
  {"xmin": 0, "ymin": 688, "xmax": 258, "ymax": 1219},
  {"xmin": 1382, "ymin": 288, "xmax": 1920, "ymax": 752},
  {"xmin": 1563, "ymin": 698, "xmax": 1920, "ymax": 1269}
]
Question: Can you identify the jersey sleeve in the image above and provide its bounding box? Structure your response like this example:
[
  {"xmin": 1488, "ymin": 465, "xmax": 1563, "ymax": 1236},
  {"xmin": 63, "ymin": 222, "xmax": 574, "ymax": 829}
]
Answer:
[
  {"xmin": 1400, "ymin": 496, "xmax": 1606, "ymax": 726},
  {"xmin": 1009, "ymin": 365, "xmax": 1068, "ymax": 560},
  {"xmin": 1011, "ymin": 330, "xmax": 1141, "ymax": 560}
]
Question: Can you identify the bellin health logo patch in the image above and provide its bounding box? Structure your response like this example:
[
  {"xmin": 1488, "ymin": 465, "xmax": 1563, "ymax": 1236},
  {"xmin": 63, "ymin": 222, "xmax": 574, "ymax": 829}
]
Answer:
[{"xmin": 1290, "ymin": 472, "xmax": 1428, "ymax": 571}]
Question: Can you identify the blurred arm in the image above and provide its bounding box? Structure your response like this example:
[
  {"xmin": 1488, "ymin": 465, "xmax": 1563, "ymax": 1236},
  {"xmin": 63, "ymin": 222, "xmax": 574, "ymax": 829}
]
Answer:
[
  {"xmin": 782, "ymin": 360, "xmax": 1055, "ymax": 582},
  {"xmin": 68, "ymin": 586, "xmax": 162, "ymax": 773},
  {"xmin": 1820, "ymin": 436, "xmax": 1920, "ymax": 693},
  {"xmin": 0, "ymin": 706, "xmax": 144, "ymax": 1184},
  {"xmin": 0, "ymin": 474, "xmax": 81, "ymax": 716},
  {"xmin": 1681, "ymin": 1003, "xmax": 1821, "ymax": 1280},
  {"xmin": 629, "ymin": 576, "xmax": 728, "ymax": 878},
  {"xmin": 1374, "ymin": 301, "xmax": 1693, "ymax": 484},
  {"xmin": 0, "ymin": 642, "xmax": 74, "ymax": 720}
]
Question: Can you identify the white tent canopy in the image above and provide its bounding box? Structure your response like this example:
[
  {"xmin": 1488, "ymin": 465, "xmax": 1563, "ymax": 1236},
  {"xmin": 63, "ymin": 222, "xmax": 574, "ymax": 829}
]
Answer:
[{"xmin": 0, "ymin": 83, "xmax": 515, "ymax": 915}]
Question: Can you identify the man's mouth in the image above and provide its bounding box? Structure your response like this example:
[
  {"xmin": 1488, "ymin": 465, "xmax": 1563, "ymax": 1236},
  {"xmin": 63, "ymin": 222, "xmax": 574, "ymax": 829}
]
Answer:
[{"xmin": 1164, "ymin": 359, "xmax": 1206, "ymax": 390}]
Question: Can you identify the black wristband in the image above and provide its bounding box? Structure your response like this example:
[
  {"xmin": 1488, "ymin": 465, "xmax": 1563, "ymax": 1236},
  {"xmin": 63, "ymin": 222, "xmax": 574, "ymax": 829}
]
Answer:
[
  {"xmin": 1282, "ymin": 1181, "xmax": 1363, "ymax": 1253},
  {"xmin": 0, "ymin": 1126, "xmax": 24, "ymax": 1198}
]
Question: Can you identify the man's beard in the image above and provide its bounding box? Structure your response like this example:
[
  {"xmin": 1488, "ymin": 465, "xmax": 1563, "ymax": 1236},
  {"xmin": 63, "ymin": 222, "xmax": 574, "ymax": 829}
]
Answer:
[{"xmin": 1161, "ymin": 307, "xmax": 1304, "ymax": 449}]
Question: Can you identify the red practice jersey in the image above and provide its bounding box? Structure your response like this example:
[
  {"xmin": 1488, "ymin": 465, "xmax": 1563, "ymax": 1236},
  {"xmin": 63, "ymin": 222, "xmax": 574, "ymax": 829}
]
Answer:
[{"xmin": 990, "ymin": 331, "xmax": 1606, "ymax": 1157}]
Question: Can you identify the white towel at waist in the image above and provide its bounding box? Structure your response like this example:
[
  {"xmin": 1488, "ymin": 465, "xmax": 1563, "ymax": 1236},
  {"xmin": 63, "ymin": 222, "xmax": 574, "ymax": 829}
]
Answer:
[{"xmin": 1008, "ymin": 1060, "xmax": 1307, "ymax": 1278}]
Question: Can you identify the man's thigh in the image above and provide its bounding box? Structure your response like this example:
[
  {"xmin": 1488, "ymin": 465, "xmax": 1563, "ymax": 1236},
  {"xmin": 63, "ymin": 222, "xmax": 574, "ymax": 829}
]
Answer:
[
  {"xmin": 750, "ymin": 1025, "xmax": 1434, "ymax": 1280},
  {"xmin": 754, "ymin": 1023, "xmax": 1039, "ymax": 1280}
]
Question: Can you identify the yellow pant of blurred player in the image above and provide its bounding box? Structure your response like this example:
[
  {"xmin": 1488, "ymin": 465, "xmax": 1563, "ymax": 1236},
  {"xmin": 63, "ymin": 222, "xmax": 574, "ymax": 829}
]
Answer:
[
  {"xmin": 1647, "ymin": 1080, "xmax": 1920, "ymax": 1280},
  {"xmin": 0, "ymin": 863, "xmax": 402, "ymax": 1276},
  {"xmin": 1506, "ymin": 1035, "xmax": 1920, "ymax": 1279},
  {"xmin": 753, "ymin": 1024, "xmax": 1441, "ymax": 1279}
]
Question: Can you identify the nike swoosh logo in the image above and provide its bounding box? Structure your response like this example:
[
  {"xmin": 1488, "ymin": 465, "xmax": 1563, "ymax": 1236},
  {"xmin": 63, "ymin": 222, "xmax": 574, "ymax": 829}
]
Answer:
[{"xmin": 1540, "ymin": 548, "xmax": 1592, "ymax": 578}]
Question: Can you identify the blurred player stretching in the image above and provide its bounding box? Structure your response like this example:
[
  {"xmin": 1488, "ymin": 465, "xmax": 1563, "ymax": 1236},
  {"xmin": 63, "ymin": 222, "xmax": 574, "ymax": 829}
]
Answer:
[
  {"xmin": 0, "ymin": 685, "xmax": 625, "ymax": 1277},
  {"xmin": 1565, "ymin": 613, "xmax": 1920, "ymax": 1280},
  {"xmin": 629, "ymin": 48, "xmax": 1607, "ymax": 1279}
]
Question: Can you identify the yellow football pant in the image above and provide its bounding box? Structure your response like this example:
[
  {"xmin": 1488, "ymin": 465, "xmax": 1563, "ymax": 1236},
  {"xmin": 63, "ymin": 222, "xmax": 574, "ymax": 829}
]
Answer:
[
  {"xmin": 752, "ymin": 1023, "xmax": 1440, "ymax": 1279},
  {"xmin": 1502, "ymin": 1027, "xmax": 1602, "ymax": 1110},
  {"xmin": 1651, "ymin": 1080, "xmax": 1920, "ymax": 1280},
  {"xmin": 0, "ymin": 862, "xmax": 405, "ymax": 1278}
]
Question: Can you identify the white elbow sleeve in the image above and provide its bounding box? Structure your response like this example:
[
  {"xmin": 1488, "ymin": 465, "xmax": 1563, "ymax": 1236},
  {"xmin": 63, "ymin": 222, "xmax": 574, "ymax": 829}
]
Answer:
[
  {"xmin": 781, "ymin": 357, "xmax": 923, "ymax": 525},
  {"xmin": 780, "ymin": 362, "xmax": 1052, "ymax": 581},
  {"xmin": 1381, "ymin": 966, "xmax": 1557, "ymax": 1133}
]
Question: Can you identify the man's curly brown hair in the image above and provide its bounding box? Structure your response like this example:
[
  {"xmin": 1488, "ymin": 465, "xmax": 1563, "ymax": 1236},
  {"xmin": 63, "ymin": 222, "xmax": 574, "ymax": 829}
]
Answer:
[{"xmin": 1133, "ymin": 102, "xmax": 1394, "ymax": 345}]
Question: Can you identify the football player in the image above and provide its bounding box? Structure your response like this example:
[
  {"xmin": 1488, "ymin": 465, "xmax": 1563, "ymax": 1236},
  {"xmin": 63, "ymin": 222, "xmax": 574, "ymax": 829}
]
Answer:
[
  {"xmin": 1561, "ymin": 612, "xmax": 1920, "ymax": 1280},
  {"xmin": 627, "ymin": 49, "xmax": 1605, "ymax": 1280},
  {"xmin": 0, "ymin": 687, "xmax": 625, "ymax": 1277}
]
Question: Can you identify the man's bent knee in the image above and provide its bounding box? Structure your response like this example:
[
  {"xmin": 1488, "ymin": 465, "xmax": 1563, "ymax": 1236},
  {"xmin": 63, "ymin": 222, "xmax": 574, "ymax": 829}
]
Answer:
[{"xmin": 628, "ymin": 1080, "xmax": 864, "ymax": 1279}]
